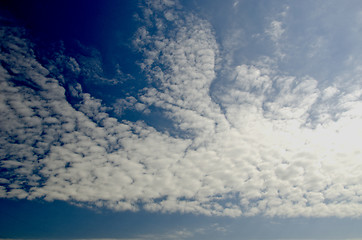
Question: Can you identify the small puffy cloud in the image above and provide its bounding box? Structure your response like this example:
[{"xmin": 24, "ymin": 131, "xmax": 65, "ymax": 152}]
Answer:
[
  {"xmin": 113, "ymin": 96, "xmax": 150, "ymax": 116},
  {"xmin": 233, "ymin": 1, "xmax": 239, "ymax": 8}
]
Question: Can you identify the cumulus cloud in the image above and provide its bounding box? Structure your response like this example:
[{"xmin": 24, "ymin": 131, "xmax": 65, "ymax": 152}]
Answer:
[{"xmin": 2, "ymin": 0, "xmax": 362, "ymax": 218}]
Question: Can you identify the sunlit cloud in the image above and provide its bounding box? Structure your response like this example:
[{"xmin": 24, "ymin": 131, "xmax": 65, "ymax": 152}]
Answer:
[{"xmin": 1, "ymin": 0, "xmax": 362, "ymax": 219}]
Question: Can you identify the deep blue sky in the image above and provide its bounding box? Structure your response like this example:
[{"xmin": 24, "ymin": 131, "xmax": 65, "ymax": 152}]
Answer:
[
  {"xmin": 1, "ymin": 0, "xmax": 362, "ymax": 239},
  {"xmin": 2, "ymin": 199, "xmax": 362, "ymax": 240}
]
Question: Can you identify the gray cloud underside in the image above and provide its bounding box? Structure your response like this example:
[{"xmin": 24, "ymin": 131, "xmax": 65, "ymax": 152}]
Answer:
[{"xmin": 1, "ymin": 0, "xmax": 362, "ymax": 217}]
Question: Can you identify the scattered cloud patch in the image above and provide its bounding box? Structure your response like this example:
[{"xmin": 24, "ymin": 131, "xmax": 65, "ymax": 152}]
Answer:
[{"xmin": 266, "ymin": 20, "xmax": 285, "ymax": 43}]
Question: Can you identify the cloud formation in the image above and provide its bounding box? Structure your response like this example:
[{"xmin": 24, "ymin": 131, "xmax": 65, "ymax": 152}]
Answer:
[{"xmin": 2, "ymin": 0, "xmax": 362, "ymax": 218}]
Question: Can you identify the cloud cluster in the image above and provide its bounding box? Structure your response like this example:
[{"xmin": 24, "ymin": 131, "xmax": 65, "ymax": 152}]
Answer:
[{"xmin": 2, "ymin": 0, "xmax": 362, "ymax": 218}]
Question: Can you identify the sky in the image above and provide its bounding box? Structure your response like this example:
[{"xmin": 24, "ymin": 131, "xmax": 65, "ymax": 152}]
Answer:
[{"xmin": 1, "ymin": 0, "xmax": 362, "ymax": 239}]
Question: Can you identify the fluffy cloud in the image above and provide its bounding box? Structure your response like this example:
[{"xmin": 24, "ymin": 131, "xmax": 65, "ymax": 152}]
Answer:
[{"xmin": 2, "ymin": 0, "xmax": 362, "ymax": 218}]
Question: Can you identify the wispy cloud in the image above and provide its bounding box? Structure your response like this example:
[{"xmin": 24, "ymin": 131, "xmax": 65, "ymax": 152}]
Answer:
[{"xmin": 266, "ymin": 20, "xmax": 285, "ymax": 43}]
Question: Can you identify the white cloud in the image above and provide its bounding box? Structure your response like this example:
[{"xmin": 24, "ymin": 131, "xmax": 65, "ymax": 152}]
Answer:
[
  {"xmin": 266, "ymin": 20, "xmax": 285, "ymax": 43},
  {"xmin": 2, "ymin": 0, "xmax": 362, "ymax": 218},
  {"xmin": 139, "ymin": 228, "xmax": 193, "ymax": 240},
  {"xmin": 263, "ymin": 6, "xmax": 289, "ymax": 59}
]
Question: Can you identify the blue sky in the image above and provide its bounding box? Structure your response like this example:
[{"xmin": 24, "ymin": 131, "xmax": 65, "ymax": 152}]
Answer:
[{"xmin": 1, "ymin": 0, "xmax": 362, "ymax": 239}]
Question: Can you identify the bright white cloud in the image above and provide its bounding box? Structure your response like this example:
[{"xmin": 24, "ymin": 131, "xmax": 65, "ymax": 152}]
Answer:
[{"xmin": 2, "ymin": 0, "xmax": 362, "ymax": 218}]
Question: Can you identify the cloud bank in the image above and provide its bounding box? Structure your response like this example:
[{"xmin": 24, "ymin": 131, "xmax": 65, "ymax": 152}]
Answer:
[{"xmin": 1, "ymin": 0, "xmax": 362, "ymax": 217}]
